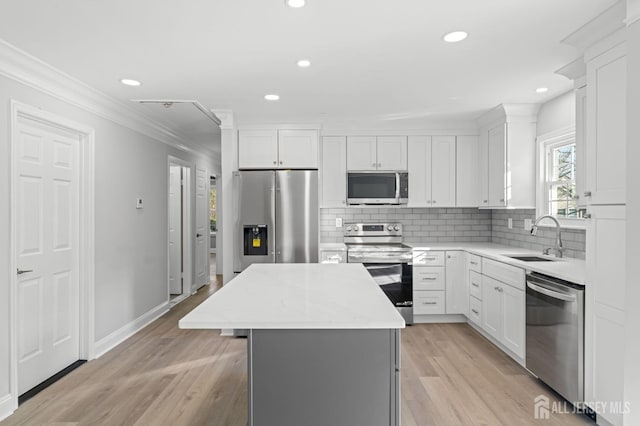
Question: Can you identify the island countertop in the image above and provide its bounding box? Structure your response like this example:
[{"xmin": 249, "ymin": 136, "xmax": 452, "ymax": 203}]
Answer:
[{"xmin": 179, "ymin": 263, "xmax": 406, "ymax": 330}]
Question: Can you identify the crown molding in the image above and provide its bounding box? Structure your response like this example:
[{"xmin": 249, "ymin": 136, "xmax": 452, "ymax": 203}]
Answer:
[
  {"xmin": 211, "ymin": 109, "xmax": 235, "ymax": 130},
  {"xmin": 0, "ymin": 38, "xmax": 215, "ymax": 158},
  {"xmin": 626, "ymin": 0, "xmax": 640, "ymax": 25},
  {"xmin": 476, "ymin": 103, "xmax": 540, "ymax": 129},
  {"xmin": 561, "ymin": 1, "xmax": 626, "ymax": 53},
  {"xmin": 555, "ymin": 57, "xmax": 587, "ymax": 81}
]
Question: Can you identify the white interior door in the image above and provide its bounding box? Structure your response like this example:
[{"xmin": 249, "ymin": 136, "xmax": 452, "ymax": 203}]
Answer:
[
  {"xmin": 195, "ymin": 166, "xmax": 209, "ymax": 288},
  {"xmin": 15, "ymin": 117, "xmax": 80, "ymax": 395},
  {"xmin": 168, "ymin": 165, "xmax": 182, "ymax": 294}
]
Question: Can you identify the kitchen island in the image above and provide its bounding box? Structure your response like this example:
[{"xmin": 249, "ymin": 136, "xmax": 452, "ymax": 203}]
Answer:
[{"xmin": 179, "ymin": 263, "xmax": 405, "ymax": 426}]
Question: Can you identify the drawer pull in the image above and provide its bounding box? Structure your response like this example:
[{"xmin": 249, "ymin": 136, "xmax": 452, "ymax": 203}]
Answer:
[
  {"xmin": 471, "ymin": 282, "xmax": 479, "ymax": 287},
  {"xmin": 421, "ymin": 277, "xmax": 437, "ymax": 281},
  {"xmin": 471, "ymin": 309, "xmax": 479, "ymax": 315},
  {"xmin": 469, "ymin": 261, "xmax": 478, "ymax": 265},
  {"xmin": 422, "ymin": 301, "xmax": 438, "ymax": 305},
  {"xmin": 494, "ymin": 286, "xmax": 503, "ymax": 293}
]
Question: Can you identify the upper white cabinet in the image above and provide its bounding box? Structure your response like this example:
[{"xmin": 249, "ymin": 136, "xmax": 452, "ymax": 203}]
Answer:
[
  {"xmin": 575, "ymin": 84, "xmax": 588, "ymax": 208},
  {"xmin": 238, "ymin": 129, "xmax": 318, "ymax": 169},
  {"xmin": 407, "ymin": 136, "xmax": 456, "ymax": 207},
  {"xmin": 456, "ymin": 136, "xmax": 479, "ymax": 207},
  {"xmin": 347, "ymin": 136, "xmax": 407, "ymax": 171},
  {"xmin": 584, "ymin": 44, "xmax": 627, "ymax": 205},
  {"xmin": 477, "ymin": 104, "xmax": 538, "ymax": 209},
  {"xmin": 320, "ymin": 136, "xmax": 347, "ymax": 208}
]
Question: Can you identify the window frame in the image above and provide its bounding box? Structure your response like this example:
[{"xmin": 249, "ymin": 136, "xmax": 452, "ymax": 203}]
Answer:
[{"xmin": 535, "ymin": 127, "xmax": 586, "ymax": 229}]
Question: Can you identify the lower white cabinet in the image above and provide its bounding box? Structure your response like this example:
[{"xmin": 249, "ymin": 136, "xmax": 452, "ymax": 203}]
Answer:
[
  {"xmin": 414, "ymin": 291, "xmax": 445, "ymax": 315},
  {"xmin": 445, "ymin": 251, "xmax": 467, "ymax": 315},
  {"xmin": 480, "ymin": 270, "xmax": 525, "ymax": 359}
]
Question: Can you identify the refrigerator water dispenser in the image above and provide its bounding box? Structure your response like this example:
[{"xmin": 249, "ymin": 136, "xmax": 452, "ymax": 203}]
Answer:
[{"xmin": 243, "ymin": 225, "xmax": 268, "ymax": 256}]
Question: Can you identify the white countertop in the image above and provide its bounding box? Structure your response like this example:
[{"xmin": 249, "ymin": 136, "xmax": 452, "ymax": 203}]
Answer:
[
  {"xmin": 179, "ymin": 263, "xmax": 405, "ymax": 330},
  {"xmin": 406, "ymin": 242, "xmax": 586, "ymax": 285}
]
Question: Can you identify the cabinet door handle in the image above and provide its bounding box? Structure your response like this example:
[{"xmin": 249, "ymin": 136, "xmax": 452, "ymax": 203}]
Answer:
[
  {"xmin": 421, "ymin": 277, "xmax": 437, "ymax": 281},
  {"xmin": 584, "ymin": 191, "xmax": 592, "ymax": 197},
  {"xmin": 471, "ymin": 309, "xmax": 479, "ymax": 315},
  {"xmin": 500, "ymin": 198, "xmax": 505, "ymax": 202},
  {"xmin": 483, "ymin": 200, "xmax": 488, "ymax": 203},
  {"xmin": 470, "ymin": 261, "xmax": 478, "ymax": 265},
  {"xmin": 422, "ymin": 301, "xmax": 437, "ymax": 305},
  {"xmin": 273, "ymin": 161, "xmax": 277, "ymax": 165},
  {"xmin": 583, "ymin": 213, "xmax": 592, "ymax": 219},
  {"xmin": 471, "ymin": 282, "xmax": 479, "ymax": 287},
  {"xmin": 432, "ymin": 200, "xmax": 437, "ymax": 204},
  {"xmin": 279, "ymin": 161, "xmax": 283, "ymax": 165}
]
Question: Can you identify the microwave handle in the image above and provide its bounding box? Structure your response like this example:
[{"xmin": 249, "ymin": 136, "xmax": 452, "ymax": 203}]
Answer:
[{"xmin": 395, "ymin": 173, "xmax": 400, "ymax": 200}]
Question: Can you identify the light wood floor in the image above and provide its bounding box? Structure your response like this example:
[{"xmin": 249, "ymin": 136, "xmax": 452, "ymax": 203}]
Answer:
[{"xmin": 3, "ymin": 275, "xmax": 593, "ymax": 426}]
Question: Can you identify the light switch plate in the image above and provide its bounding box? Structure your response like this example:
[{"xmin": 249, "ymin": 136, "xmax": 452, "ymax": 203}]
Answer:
[
  {"xmin": 524, "ymin": 218, "xmax": 532, "ymax": 231},
  {"xmin": 507, "ymin": 218, "xmax": 513, "ymax": 229},
  {"xmin": 136, "ymin": 198, "xmax": 143, "ymax": 209},
  {"xmin": 335, "ymin": 217, "xmax": 343, "ymax": 228}
]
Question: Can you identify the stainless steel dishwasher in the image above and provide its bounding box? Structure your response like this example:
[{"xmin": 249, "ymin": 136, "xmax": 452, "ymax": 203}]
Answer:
[{"xmin": 526, "ymin": 272, "xmax": 585, "ymax": 404}]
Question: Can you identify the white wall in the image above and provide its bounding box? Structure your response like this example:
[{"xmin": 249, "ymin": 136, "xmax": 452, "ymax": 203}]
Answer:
[
  {"xmin": 624, "ymin": 13, "xmax": 640, "ymax": 426},
  {"xmin": 0, "ymin": 71, "xmax": 218, "ymax": 415},
  {"xmin": 536, "ymin": 90, "xmax": 576, "ymax": 136}
]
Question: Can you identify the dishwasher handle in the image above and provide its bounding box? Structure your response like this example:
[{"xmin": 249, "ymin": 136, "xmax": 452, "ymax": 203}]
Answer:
[{"xmin": 526, "ymin": 281, "xmax": 576, "ymax": 302}]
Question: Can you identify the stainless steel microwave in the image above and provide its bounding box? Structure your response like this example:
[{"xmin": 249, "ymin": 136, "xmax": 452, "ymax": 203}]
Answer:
[{"xmin": 347, "ymin": 172, "xmax": 409, "ymax": 205}]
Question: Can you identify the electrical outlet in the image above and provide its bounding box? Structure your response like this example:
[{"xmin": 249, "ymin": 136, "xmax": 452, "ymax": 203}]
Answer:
[
  {"xmin": 335, "ymin": 217, "xmax": 343, "ymax": 228},
  {"xmin": 507, "ymin": 218, "xmax": 513, "ymax": 229},
  {"xmin": 524, "ymin": 218, "xmax": 532, "ymax": 231}
]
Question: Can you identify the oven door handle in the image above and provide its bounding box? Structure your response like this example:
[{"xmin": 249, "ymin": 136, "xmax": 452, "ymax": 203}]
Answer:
[{"xmin": 526, "ymin": 281, "xmax": 576, "ymax": 302}]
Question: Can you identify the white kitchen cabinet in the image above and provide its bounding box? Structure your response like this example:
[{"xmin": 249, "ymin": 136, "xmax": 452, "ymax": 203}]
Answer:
[
  {"xmin": 407, "ymin": 136, "xmax": 456, "ymax": 207},
  {"xmin": 445, "ymin": 251, "xmax": 467, "ymax": 315},
  {"xmin": 584, "ymin": 44, "xmax": 627, "ymax": 205},
  {"xmin": 238, "ymin": 130, "xmax": 278, "ymax": 169},
  {"xmin": 477, "ymin": 105, "xmax": 537, "ymax": 209},
  {"xmin": 575, "ymin": 85, "xmax": 588, "ymax": 208},
  {"xmin": 585, "ymin": 205, "xmax": 626, "ymax": 425},
  {"xmin": 456, "ymin": 135, "xmax": 479, "ymax": 207},
  {"xmin": 346, "ymin": 136, "xmax": 407, "ymax": 171},
  {"xmin": 412, "ymin": 250, "xmax": 446, "ymax": 316},
  {"xmin": 480, "ymin": 268, "xmax": 525, "ymax": 359},
  {"xmin": 320, "ymin": 136, "xmax": 347, "ymax": 207},
  {"xmin": 238, "ymin": 129, "xmax": 318, "ymax": 169}
]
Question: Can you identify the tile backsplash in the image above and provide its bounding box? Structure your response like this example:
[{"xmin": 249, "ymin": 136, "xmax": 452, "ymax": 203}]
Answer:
[
  {"xmin": 320, "ymin": 208, "xmax": 492, "ymax": 243},
  {"xmin": 491, "ymin": 209, "xmax": 586, "ymax": 260},
  {"xmin": 320, "ymin": 207, "xmax": 586, "ymax": 259}
]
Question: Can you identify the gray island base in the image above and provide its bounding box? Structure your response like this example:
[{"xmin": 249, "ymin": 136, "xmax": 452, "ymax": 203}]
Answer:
[
  {"xmin": 178, "ymin": 264, "xmax": 405, "ymax": 426},
  {"xmin": 248, "ymin": 328, "xmax": 400, "ymax": 426}
]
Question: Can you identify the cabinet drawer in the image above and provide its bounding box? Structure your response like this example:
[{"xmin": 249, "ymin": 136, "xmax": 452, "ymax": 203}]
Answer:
[
  {"xmin": 413, "ymin": 251, "xmax": 445, "ymax": 266},
  {"xmin": 414, "ymin": 291, "xmax": 445, "ymax": 315},
  {"xmin": 482, "ymin": 258, "xmax": 525, "ymax": 290},
  {"xmin": 320, "ymin": 251, "xmax": 346, "ymax": 264},
  {"xmin": 469, "ymin": 271, "xmax": 482, "ymax": 299},
  {"xmin": 467, "ymin": 254, "xmax": 482, "ymax": 273},
  {"xmin": 469, "ymin": 296, "xmax": 482, "ymax": 325},
  {"xmin": 413, "ymin": 267, "xmax": 445, "ymax": 290}
]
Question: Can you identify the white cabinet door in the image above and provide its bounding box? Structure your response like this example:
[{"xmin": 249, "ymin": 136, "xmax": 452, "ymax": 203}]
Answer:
[
  {"xmin": 481, "ymin": 275, "xmax": 503, "ymax": 341},
  {"xmin": 575, "ymin": 85, "xmax": 588, "ymax": 208},
  {"xmin": 321, "ymin": 136, "xmax": 347, "ymax": 207},
  {"xmin": 585, "ymin": 205, "xmax": 626, "ymax": 425},
  {"xmin": 431, "ymin": 136, "xmax": 456, "ymax": 207},
  {"xmin": 407, "ymin": 136, "xmax": 431, "ymax": 206},
  {"xmin": 501, "ymin": 284, "xmax": 525, "ymax": 359},
  {"xmin": 487, "ymin": 125, "xmax": 506, "ymax": 207},
  {"xmin": 445, "ymin": 251, "xmax": 467, "ymax": 315},
  {"xmin": 377, "ymin": 136, "xmax": 407, "ymax": 170},
  {"xmin": 277, "ymin": 130, "xmax": 318, "ymax": 169},
  {"xmin": 347, "ymin": 136, "xmax": 377, "ymax": 170},
  {"xmin": 456, "ymin": 135, "xmax": 479, "ymax": 207},
  {"xmin": 479, "ymin": 130, "xmax": 490, "ymax": 208},
  {"xmin": 585, "ymin": 45, "xmax": 627, "ymax": 205},
  {"xmin": 238, "ymin": 130, "xmax": 278, "ymax": 169}
]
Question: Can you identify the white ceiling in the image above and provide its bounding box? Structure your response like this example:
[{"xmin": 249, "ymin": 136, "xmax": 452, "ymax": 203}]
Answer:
[{"xmin": 0, "ymin": 0, "xmax": 618, "ymax": 146}]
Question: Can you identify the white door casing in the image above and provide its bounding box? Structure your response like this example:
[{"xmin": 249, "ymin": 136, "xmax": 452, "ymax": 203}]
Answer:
[
  {"xmin": 167, "ymin": 157, "xmax": 193, "ymax": 298},
  {"xmin": 195, "ymin": 166, "xmax": 209, "ymax": 288},
  {"xmin": 168, "ymin": 166, "xmax": 182, "ymax": 294},
  {"xmin": 13, "ymin": 113, "xmax": 81, "ymax": 395}
]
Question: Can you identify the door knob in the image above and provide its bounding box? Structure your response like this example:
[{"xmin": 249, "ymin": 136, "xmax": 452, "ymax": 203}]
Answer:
[
  {"xmin": 17, "ymin": 269, "xmax": 33, "ymax": 275},
  {"xmin": 196, "ymin": 233, "xmax": 203, "ymax": 238}
]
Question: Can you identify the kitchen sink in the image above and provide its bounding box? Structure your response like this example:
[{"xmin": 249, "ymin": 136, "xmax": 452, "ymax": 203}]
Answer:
[{"xmin": 505, "ymin": 255, "xmax": 556, "ymax": 262}]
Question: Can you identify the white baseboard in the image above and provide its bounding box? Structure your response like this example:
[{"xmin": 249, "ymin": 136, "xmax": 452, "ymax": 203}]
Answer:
[
  {"xmin": 94, "ymin": 301, "xmax": 169, "ymax": 358},
  {"xmin": 413, "ymin": 314, "xmax": 467, "ymax": 324},
  {"xmin": 0, "ymin": 394, "xmax": 16, "ymax": 422}
]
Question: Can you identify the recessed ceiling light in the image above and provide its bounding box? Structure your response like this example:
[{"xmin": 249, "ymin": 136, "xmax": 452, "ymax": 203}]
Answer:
[
  {"xmin": 297, "ymin": 59, "xmax": 311, "ymax": 68},
  {"xmin": 265, "ymin": 94, "xmax": 280, "ymax": 101},
  {"xmin": 442, "ymin": 31, "xmax": 468, "ymax": 43},
  {"xmin": 120, "ymin": 78, "xmax": 141, "ymax": 87},
  {"xmin": 536, "ymin": 87, "xmax": 549, "ymax": 93},
  {"xmin": 286, "ymin": 0, "xmax": 306, "ymax": 8}
]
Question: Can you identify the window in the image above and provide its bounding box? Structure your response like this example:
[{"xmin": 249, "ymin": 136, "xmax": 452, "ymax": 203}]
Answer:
[{"xmin": 538, "ymin": 131, "xmax": 586, "ymax": 222}]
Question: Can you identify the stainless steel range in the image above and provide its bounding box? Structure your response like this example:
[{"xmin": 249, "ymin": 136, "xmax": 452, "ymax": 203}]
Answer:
[{"xmin": 344, "ymin": 223, "xmax": 413, "ymax": 324}]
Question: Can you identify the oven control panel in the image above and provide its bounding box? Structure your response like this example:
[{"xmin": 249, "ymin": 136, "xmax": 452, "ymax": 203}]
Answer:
[{"xmin": 343, "ymin": 222, "xmax": 402, "ymax": 237}]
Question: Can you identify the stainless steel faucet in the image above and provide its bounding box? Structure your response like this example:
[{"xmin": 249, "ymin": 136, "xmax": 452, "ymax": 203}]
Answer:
[{"xmin": 530, "ymin": 215, "xmax": 564, "ymax": 258}]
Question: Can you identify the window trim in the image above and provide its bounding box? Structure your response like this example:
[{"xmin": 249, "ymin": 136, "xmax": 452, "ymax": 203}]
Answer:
[{"xmin": 535, "ymin": 126, "xmax": 586, "ymax": 229}]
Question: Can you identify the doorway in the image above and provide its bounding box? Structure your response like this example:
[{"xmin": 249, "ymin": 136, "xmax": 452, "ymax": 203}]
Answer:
[
  {"xmin": 168, "ymin": 157, "xmax": 192, "ymax": 306},
  {"xmin": 10, "ymin": 101, "xmax": 95, "ymax": 407}
]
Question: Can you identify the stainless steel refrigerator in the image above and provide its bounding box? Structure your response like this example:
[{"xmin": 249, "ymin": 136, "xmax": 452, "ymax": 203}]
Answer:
[{"xmin": 233, "ymin": 170, "xmax": 318, "ymax": 273}]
